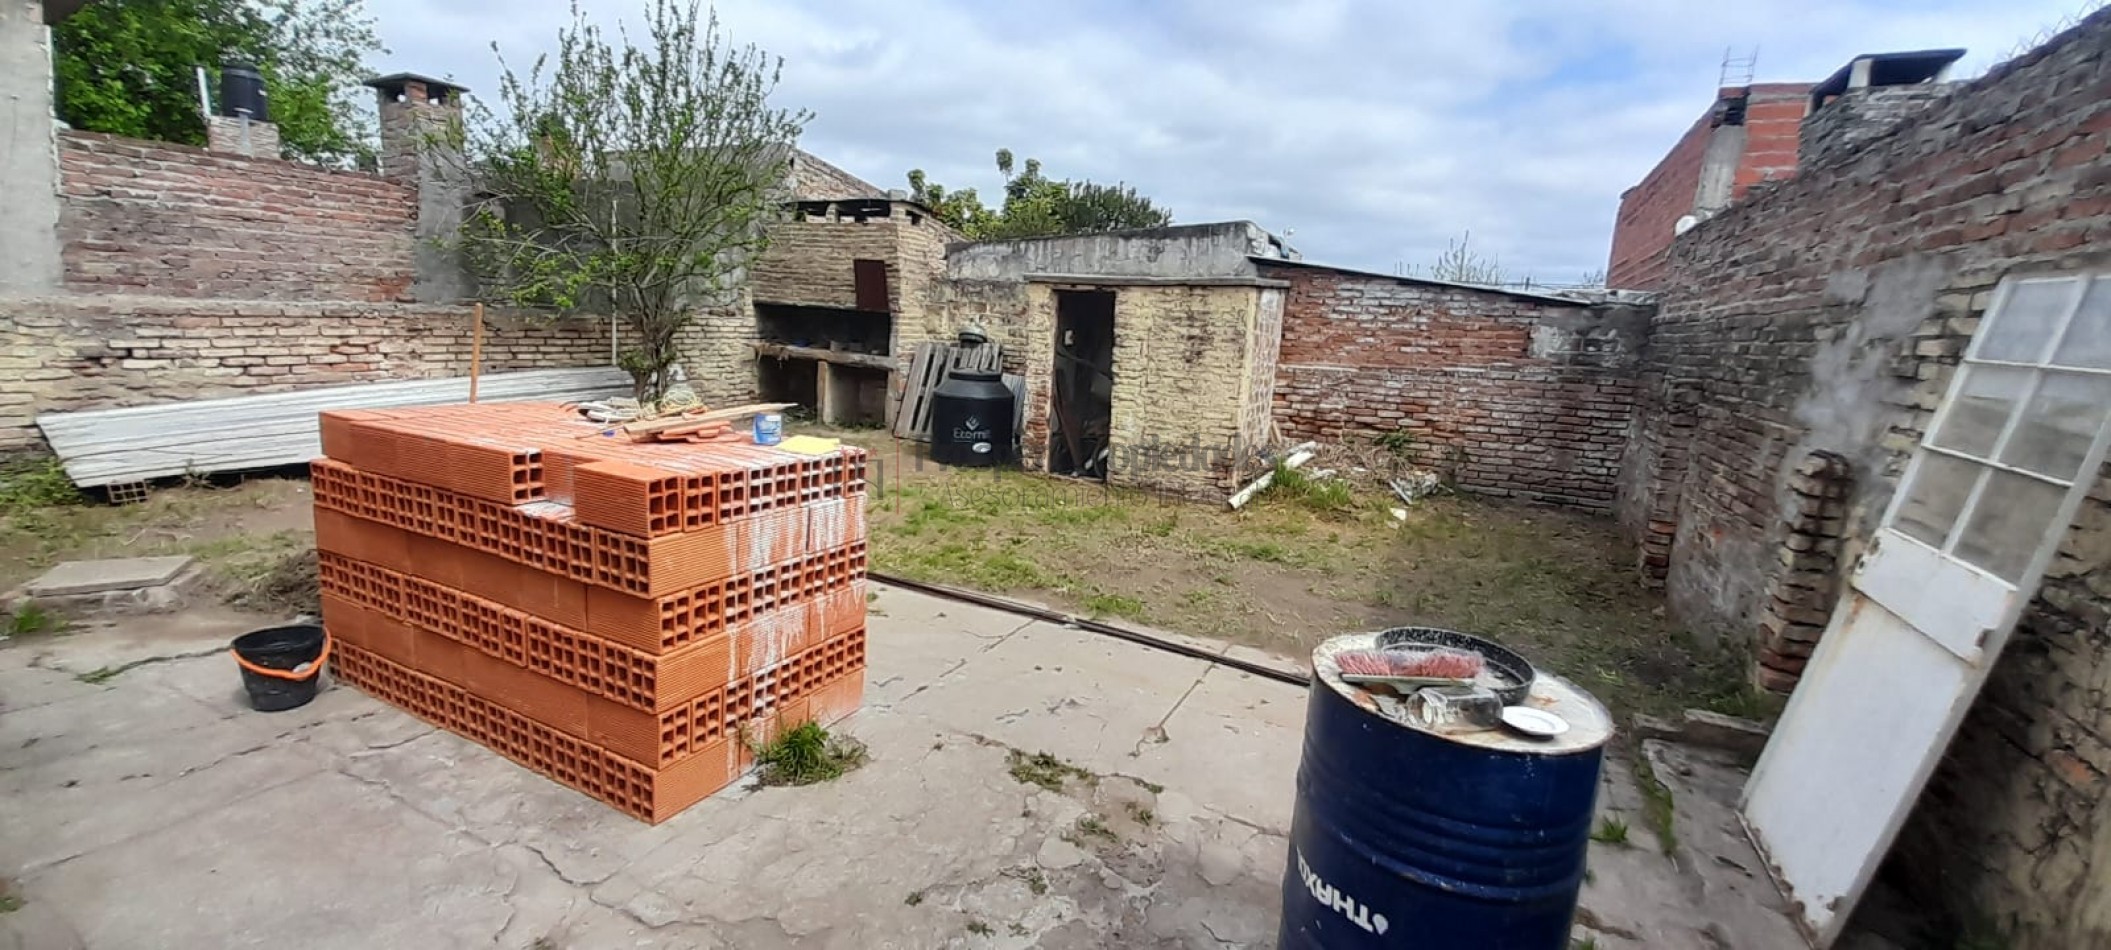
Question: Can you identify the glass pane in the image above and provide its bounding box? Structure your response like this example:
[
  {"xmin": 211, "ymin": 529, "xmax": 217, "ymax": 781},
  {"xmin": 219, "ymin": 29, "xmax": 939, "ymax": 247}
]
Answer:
[
  {"xmin": 1893, "ymin": 452, "xmax": 1982, "ymax": 549},
  {"xmin": 1954, "ymin": 471, "xmax": 2067, "ymax": 583},
  {"xmin": 1979, "ymin": 279, "xmax": 2078, "ymax": 363},
  {"xmin": 2000, "ymin": 372, "xmax": 2111, "ymax": 481},
  {"xmin": 1932, "ymin": 365, "xmax": 2029, "ymax": 459},
  {"xmin": 2050, "ymin": 276, "xmax": 2111, "ymax": 369}
]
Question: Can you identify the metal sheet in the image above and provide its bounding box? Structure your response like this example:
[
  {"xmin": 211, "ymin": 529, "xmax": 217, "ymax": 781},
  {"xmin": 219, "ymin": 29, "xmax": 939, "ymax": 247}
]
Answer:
[{"xmin": 37, "ymin": 368, "xmax": 629, "ymax": 487}]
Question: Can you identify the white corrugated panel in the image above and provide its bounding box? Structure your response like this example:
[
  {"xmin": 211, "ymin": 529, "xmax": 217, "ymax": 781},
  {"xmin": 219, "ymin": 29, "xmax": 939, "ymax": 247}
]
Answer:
[{"xmin": 37, "ymin": 367, "xmax": 630, "ymax": 487}]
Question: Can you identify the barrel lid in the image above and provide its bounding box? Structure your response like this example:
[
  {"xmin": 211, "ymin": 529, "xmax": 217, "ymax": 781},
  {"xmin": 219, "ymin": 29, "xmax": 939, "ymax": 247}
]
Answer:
[
  {"xmin": 1313, "ymin": 632, "xmax": 1613, "ymax": 754},
  {"xmin": 946, "ymin": 369, "xmax": 1003, "ymax": 382}
]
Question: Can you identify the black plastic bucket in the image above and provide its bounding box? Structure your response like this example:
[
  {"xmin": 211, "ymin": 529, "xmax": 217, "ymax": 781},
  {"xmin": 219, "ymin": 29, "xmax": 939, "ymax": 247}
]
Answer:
[{"xmin": 231, "ymin": 624, "xmax": 329, "ymax": 712}]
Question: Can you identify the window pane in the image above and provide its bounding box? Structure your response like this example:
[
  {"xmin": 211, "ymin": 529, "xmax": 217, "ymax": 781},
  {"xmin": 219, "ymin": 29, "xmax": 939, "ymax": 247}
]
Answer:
[
  {"xmin": 1932, "ymin": 365, "xmax": 2029, "ymax": 459},
  {"xmin": 2050, "ymin": 276, "xmax": 2111, "ymax": 369},
  {"xmin": 1954, "ymin": 471, "xmax": 2067, "ymax": 583},
  {"xmin": 1979, "ymin": 279, "xmax": 2078, "ymax": 363},
  {"xmin": 2000, "ymin": 372, "xmax": 2111, "ymax": 481},
  {"xmin": 1893, "ymin": 452, "xmax": 1983, "ymax": 549}
]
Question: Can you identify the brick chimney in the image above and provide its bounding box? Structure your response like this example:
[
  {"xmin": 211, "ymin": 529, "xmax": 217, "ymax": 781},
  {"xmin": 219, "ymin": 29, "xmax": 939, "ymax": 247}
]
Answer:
[
  {"xmin": 364, "ymin": 72, "xmax": 468, "ymax": 181},
  {"xmin": 364, "ymin": 71, "xmax": 473, "ymax": 301}
]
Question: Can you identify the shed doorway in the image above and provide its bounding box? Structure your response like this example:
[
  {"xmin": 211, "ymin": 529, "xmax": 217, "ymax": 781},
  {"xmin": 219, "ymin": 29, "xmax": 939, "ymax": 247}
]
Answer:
[{"xmin": 1049, "ymin": 290, "xmax": 1115, "ymax": 480}]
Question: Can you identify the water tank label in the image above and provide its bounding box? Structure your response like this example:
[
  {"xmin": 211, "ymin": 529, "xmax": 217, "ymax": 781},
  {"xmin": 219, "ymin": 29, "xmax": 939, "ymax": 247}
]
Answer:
[
  {"xmin": 1295, "ymin": 848, "xmax": 1390, "ymax": 935},
  {"xmin": 951, "ymin": 414, "xmax": 993, "ymax": 444}
]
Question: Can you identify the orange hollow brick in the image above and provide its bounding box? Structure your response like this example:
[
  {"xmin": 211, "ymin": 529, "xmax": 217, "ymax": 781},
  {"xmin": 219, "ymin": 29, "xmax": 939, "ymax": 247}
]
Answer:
[
  {"xmin": 573, "ymin": 460, "xmax": 685, "ymax": 538},
  {"xmin": 331, "ymin": 641, "xmax": 745, "ymax": 824}
]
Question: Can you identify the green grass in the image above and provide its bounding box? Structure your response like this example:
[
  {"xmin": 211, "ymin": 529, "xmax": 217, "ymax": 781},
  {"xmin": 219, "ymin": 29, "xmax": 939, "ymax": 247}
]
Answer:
[
  {"xmin": 904, "ymin": 890, "xmax": 925, "ymax": 907},
  {"xmin": 1125, "ymin": 802, "xmax": 1155, "ymax": 826},
  {"xmin": 1007, "ymin": 750, "xmax": 1094, "ymax": 792},
  {"xmin": 752, "ymin": 722, "xmax": 867, "ymax": 786},
  {"xmin": 6, "ymin": 602, "xmax": 63, "ymax": 637},
  {"xmin": 966, "ymin": 920, "xmax": 993, "ymax": 936},
  {"xmin": 1591, "ymin": 816, "xmax": 1631, "ymax": 847},
  {"xmin": 0, "ymin": 455, "xmax": 83, "ymax": 517},
  {"xmin": 860, "ymin": 444, "xmax": 1746, "ymax": 720},
  {"xmin": 1633, "ymin": 754, "xmax": 1679, "ymax": 856},
  {"xmin": 1081, "ymin": 591, "xmax": 1146, "ymax": 620},
  {"xmin": 1265, "ymin": 462, "xmax": 1356, "ymax": 515},
  {"xmin": 0, "ymin": 893, "xmax": 20, "ymax": 915}
]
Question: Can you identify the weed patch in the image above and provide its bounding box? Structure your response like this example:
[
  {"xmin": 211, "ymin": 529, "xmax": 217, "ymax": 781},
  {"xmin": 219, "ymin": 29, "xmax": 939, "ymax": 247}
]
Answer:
[
  {"xmin": 6, "ymin": 602, "xmax": 63, "ymax": 637},
  {"xmin": 1007, "ymin": 749, "xmax": 1094, "ymax": 792},
  {"xmin": 753, "ymin": 722, "xmax": 867, "ymax": 786},
  {"xmin": 0, "ymin": 455, "xmax": 82, "ymax": 516}
]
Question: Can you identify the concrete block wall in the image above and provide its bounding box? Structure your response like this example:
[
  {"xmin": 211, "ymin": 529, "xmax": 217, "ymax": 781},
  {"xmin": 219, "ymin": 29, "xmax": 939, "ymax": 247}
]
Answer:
[
  {"xmin": 57, "ymin": 132, "xmax": 418, "ymax": 301},
  {"xmin": 1619, "ymin": 9, "xmax": 2111, "ymax": 942},
  {"xmin": 1099, "ymin": 283, "xmax": 1266, "ymax": 497},
  {"xmin": 0, "ymin": 296, "xmax": 609, "ymax": 449},
  {"xmin": 1263, "ymin": 264, "xmax": 1645, "ymax": 511}
]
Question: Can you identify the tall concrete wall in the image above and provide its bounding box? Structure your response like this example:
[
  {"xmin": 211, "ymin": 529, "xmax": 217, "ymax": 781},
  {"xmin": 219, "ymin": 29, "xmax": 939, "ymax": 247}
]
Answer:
[
  {"xmin": 0, "ymin": 0, "xmax": 61, "ymax": 294},
  {"xmin": 945, "ymin": 222, "xmax": 1290, "ymax": 282},
  {"xmin": 1617, "ymin": 9, "xmax": 2111, "ymax": 943}
]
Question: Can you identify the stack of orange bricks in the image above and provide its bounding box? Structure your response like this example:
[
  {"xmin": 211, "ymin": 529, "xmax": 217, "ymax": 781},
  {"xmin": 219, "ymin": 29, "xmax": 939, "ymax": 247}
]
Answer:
[{"xmin": 309, "ymin": 402, "xmax": 868, "ymax": 823}]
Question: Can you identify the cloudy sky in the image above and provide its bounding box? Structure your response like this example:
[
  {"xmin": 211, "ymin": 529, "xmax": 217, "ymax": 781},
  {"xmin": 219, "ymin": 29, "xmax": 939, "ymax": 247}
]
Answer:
[{"xmin": 367, "ymin": 0, "xmax": 2094, "ymax": 283}]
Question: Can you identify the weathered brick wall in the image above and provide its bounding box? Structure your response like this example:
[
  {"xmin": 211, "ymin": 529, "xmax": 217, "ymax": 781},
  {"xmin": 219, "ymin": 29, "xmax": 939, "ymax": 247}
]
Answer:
[
  {"xmin": 1623, "ymin": 10, "xmax": 2111, "ymax": 943},
  {"xmin": 0, "ymin": 296, "xmax": 607, "ymax": 449},
  {"xmin": 789, "ymin": 150, "xmax": 884, "ymax": 200},
  {"xmin": 749, "ymin": 218, "xmax": 902, "ymax": 313},
  {"xmin": 1800, "ymin": 84, "xmax": 1956, "ymax": 170},
  {"xmin": 57, "ymin": 132, "xmax": 417, "ymax": 301},
  {"xmin": 1263, "ymin": 264, "xmax": 1645, "ymax": 511}
]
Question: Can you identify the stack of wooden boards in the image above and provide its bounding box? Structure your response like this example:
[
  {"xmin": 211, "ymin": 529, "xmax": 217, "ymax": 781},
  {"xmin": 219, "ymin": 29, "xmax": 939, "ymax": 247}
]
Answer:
[{"xmin": 311, "ymin": 402, "xmax": 868, "ymax": 823}]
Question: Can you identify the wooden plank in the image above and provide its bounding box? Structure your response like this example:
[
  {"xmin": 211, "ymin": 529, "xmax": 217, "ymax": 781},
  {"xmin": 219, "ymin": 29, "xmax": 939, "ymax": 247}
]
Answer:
[
  {"xmin": 751, "ymin": 342, "xmax": 896, "ymax": 371},
  {"xmin": 893, "ymin": 342, "xmax": 946, "ymax": 441}
]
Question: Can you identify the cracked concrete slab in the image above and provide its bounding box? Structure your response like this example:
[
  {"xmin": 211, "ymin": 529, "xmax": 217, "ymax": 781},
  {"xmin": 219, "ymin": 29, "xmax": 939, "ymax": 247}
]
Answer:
[{"xmin": 0, "ymin": 584, "xmax": 1796, "ymax": 949}]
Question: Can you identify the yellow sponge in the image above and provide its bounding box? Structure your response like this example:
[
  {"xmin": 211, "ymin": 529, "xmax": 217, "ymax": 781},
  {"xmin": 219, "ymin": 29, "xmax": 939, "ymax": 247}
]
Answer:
[{"xmin": 778, "ymin": 435, "xmax": 842, "ymax": 456}]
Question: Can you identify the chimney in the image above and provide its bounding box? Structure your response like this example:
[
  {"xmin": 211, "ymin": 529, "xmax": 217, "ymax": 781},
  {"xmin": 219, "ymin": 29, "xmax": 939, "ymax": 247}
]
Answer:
[
  {"xmin": 364, "ymin": 72, "xmax": 468, "ymax": 181},
  {"xmin": 363, "ymin": 71, "xmax": 474, "ymax": 302},
  {"xmin": 205, "ymin": 58, "xmax": 280, "ymax": 158},
  {"xmin": 1800, "ymin": 49, "xmax": 1966, "ymax": 169}
]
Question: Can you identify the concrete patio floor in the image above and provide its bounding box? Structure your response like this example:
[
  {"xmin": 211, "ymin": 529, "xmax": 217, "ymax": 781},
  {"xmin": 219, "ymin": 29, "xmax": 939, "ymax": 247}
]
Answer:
[{"xmin": 0, "ymin": 584, "xmax": 1801, "ymax": 949}]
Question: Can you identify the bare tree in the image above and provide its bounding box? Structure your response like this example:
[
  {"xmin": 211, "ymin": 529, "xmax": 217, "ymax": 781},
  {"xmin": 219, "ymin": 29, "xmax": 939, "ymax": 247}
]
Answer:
[
  {"xmin": 1414, "ymin": 231, "xmax": 1505, "ymax": 285},
  {"xmin": 454, "ymin": 0, "xmax": 809, "ymax": 402}
]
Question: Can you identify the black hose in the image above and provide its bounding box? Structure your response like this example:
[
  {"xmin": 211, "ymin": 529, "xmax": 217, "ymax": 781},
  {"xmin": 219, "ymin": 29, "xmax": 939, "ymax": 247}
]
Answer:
[{"xmin": 867, "ymin": 571, "xmax": 1312, "ymax": 688}]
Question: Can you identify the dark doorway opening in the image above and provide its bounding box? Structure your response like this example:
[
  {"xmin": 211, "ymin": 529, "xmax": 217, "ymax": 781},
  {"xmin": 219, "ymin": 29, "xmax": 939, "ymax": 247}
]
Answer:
[
  {"xmin": 758, "ymin": 357, "xmax": 818, "ymax": 410},
  {"xmin": 1049, "ymin": 290, "xmax": 1116, "ymax": 480}
]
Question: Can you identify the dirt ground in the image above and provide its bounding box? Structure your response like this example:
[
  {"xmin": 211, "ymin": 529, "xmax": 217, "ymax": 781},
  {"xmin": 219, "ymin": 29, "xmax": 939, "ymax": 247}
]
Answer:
[{"xmin": 837, "ymin": 430, "xmax": 1756, "ymax": 720}]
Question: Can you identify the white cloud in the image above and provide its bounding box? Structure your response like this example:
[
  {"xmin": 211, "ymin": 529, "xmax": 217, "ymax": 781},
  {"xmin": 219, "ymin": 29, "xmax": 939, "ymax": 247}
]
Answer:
[{"xmin": 364, "ymin": 0, "xmax": 2098, "ymax": 281}]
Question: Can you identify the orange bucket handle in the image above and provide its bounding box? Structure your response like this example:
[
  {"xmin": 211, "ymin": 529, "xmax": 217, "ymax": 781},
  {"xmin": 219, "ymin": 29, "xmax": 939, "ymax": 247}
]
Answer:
[{"xmin": 231, "ymin": 632, "xmax": 332, "ymax": 681}]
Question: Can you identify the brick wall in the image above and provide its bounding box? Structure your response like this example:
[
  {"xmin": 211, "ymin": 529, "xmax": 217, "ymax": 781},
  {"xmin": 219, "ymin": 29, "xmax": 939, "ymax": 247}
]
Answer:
[
  {"xmin": 0, "ymin": 296, "xmax": 608, "ymax": 449},
  {"xmin": 749, "ymin": 218, "xmax": 903, "ymax": 313},
  {"xmin": 1800, "ymin": 84, "xmax": 1956, "ymax": 171},
  {"xmin": 1730, "ymin": 85, "xmax": 1811, "ymax": 198},
  {"xmin": 1621, "ymin": 10, "xmax": 2111, "ymax": 943},
  {"xmin": 1101, "ymin": 283, "xmax": 1267, "ymax": 497},
  {"xmin": 57, "ymin": 132, "xmax": 417, "ymax": 301},
  {"xmin": 1608, "ymin": 108, "xmax": 1712, "ymax": 290},
  {"xmin": 1263, "ymin": 263, "xmax": 1646, "ymax": 510}
]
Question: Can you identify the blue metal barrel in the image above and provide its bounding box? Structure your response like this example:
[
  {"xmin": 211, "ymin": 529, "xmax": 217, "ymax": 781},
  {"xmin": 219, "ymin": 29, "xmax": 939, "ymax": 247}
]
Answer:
[{"xmin": 1280, "ymin": 632, "xmax": 1611, "ymax": 949}]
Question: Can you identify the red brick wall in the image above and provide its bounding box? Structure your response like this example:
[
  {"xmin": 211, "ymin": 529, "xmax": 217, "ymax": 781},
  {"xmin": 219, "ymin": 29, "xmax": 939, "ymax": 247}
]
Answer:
[
  {"xmin": 1621, "ymin": 12, "xmax": 2111, "ymax": 942},
  {"xmin": 57, "ymin": 131, "xmax": 417, "ymax": 301},
  {"xmin": 1608, "ymin": 83, "xmax": 1812, "ymax": 291},
  {"xmin": 1262, "ymin": 264, "xmax": 1646, "ymax": 510},
  {"xmin": 1731, "ymin": 84, "xmax": 1812, "ymax": 198},
  {"xmin": 1607, "ymin": 110, "xmax": 1712, "ymax": 290}
]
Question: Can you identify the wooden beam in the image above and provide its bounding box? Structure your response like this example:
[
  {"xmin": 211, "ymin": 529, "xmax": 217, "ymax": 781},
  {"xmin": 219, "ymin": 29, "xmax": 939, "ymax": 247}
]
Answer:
[{"xmin": 751, "ymin": 342, "xmax": 896, "ymax": 371}]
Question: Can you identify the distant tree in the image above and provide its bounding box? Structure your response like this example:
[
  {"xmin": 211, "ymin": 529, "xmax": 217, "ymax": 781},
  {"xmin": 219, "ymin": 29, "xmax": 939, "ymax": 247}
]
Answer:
[
  {"xmin": 52, "ymin": 0, "xmax": 383, "ymax": 167},
  {"xmin": 453, "ymin": 0, "xmax": 808, "ymax": 403},
  {"xmin": 906, "ymin": 148, "xmax": 1170, "ymax": 240},
  {"xmin": 1412, "ymin": 231, "xmax": 1506, "ymax": 285}
]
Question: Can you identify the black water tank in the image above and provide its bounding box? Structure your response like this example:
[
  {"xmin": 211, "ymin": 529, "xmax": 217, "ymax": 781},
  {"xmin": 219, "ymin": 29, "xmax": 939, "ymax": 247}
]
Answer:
[
  {"xmin": 220, "ymin": 59, "xmax": 269, "ymax": 120},
  {"xmin": 929, "ymin": 370, "xmax": 1015, "ymax": 467}
]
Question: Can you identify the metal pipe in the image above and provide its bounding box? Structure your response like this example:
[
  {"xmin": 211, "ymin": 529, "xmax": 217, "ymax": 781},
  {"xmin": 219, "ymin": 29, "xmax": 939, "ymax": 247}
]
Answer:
[{"xmin": 866, "ymin": 571, "xmax": 1310, "ymax": 688}]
